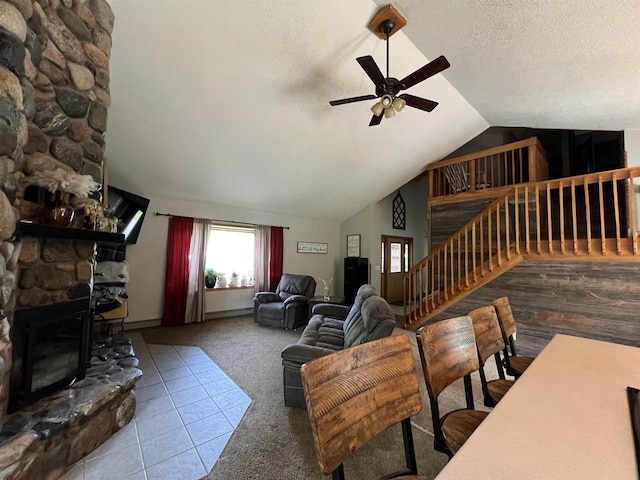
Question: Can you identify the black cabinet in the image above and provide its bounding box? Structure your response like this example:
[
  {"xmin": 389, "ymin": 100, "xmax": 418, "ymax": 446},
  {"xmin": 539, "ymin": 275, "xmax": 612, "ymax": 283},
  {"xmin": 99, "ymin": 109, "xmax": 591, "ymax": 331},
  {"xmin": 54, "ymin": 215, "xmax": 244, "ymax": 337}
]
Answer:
[{"xmin": 344, "ymin": 257, "xmax": 368, "ymax": 306}]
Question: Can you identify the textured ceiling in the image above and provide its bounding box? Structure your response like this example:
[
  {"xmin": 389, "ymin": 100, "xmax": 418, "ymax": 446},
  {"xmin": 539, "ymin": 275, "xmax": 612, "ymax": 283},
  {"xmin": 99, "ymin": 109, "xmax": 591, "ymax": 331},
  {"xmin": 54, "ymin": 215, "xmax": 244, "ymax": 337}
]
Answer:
[
  {"xmin": 104, "ymin": 1, "xmax": 639, "ymax": 221},
  {"xmin": 385, "ymin": 0, "xmax": 640, "ymax": 131}
]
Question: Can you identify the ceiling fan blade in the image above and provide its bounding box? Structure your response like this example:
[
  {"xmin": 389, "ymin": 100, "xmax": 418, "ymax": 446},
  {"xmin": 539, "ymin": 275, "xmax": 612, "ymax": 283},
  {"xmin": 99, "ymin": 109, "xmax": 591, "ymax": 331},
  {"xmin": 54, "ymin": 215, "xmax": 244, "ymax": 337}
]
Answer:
[
  {"xmin": 399, "ymin": 55, "xmax": 450, "ymax": 90},
  {"xmin": 357, "ymin": 56, "xmax": 386, "ymax": 87},
  {"xmin": 369, "ymin": 113, "xmax": 383, "ymax": 127},
  {"xmin": 400, "ymin": 94, "xmax": 439, "ymax": 112},
  {"xmin": 329, "ymin": 94, "xmax": 377, "ymax": 106}
]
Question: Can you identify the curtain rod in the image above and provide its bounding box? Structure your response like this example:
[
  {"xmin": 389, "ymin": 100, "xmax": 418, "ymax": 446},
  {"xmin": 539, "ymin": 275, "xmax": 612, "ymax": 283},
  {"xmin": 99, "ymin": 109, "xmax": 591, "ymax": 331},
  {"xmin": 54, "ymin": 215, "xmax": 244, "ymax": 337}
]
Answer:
[{"xmin": 153, "ymin": 212, "xmax": 290, "ymax": 230}]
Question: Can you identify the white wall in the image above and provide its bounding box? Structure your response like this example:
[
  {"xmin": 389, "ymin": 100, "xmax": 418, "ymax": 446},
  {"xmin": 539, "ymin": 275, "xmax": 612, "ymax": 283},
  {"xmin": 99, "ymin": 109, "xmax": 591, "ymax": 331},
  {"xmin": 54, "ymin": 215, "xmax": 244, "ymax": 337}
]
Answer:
[
  {"xmin": 124, "ymin": 196, "xmax": 340, "ymax": 324},
  {"xmin": 339, "ymin": 176, "xmax": 430, "ymax": 293}
]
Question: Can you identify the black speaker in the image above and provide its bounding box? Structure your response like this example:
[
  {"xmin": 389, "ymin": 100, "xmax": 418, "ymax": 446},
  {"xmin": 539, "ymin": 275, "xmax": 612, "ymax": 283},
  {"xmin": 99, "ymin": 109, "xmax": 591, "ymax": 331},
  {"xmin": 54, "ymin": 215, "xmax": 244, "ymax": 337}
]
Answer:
[{"xmin": 344, "ymin": 257, "xmax": 368, "ymax": 306}]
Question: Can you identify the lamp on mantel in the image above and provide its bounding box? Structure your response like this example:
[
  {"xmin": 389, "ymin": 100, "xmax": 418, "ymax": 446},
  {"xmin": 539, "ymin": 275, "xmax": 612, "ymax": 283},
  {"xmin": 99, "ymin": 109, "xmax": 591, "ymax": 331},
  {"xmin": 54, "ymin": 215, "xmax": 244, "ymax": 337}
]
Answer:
[{"xmin": 370, "ymin": 94, "xmax": 406, "ymax": 119}]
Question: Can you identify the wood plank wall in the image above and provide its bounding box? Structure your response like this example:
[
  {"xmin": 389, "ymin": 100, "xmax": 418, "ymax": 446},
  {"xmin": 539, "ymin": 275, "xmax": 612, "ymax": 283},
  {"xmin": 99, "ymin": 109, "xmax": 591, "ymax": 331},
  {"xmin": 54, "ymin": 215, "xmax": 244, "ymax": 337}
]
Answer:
[
  {"xmin": 430, "ymin": 199, "xmax": 495, "ymax": 250},
  {"xmin": 428, "ymin": 261, "xmax": 640, "ymax": 357}
]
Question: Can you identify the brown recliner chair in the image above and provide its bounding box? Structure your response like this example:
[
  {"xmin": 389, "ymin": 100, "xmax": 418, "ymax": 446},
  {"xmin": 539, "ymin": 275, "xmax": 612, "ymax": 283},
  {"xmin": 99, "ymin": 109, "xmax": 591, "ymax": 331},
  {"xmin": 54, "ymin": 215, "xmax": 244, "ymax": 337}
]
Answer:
[{"xmin": 253, "ymin": 274, "xmax": 316, "ymax": 330}]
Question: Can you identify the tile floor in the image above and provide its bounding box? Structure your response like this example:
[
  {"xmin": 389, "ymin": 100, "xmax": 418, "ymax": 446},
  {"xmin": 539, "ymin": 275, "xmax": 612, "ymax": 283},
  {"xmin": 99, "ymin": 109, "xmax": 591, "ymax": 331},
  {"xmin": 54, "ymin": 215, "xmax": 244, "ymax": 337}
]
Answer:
[{"xmin": 63, "ymin": 332, "xmax": 251, "ymax": 480}]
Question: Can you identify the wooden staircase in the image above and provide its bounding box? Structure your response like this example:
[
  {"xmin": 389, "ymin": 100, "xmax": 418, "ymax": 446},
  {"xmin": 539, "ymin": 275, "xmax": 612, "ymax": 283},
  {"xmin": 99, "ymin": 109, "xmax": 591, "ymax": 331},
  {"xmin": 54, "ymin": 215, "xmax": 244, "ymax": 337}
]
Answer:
[{"xmin": 404, "ymin": 165, "xmax": 640, "ymax": 331}]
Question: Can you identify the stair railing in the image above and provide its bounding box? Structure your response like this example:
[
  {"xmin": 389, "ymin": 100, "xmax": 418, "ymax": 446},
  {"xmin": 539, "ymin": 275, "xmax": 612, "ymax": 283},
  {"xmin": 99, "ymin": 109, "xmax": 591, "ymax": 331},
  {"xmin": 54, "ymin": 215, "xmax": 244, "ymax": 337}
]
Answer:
[
  {"xmin": 405, "ymin": 166, "xmax": 640, "ymax": 330},
  {"xmin": 428, "ymin": 137, "xmax": 548, "ymax": 200}
]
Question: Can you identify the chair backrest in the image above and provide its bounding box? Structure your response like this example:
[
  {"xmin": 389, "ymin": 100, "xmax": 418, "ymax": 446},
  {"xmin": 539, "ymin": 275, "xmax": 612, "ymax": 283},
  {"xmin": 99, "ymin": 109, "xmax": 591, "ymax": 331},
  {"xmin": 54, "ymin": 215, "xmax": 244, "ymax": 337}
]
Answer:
[
  {"xmin": 301, "ymin": 335, "xmax": 422, "ymax": 478},
  {"xmin": 491, "ymin": 296, "xmax": 517, "ymax": 343},
  {"xmin": 343, "ymin": 296, "xmax": 395, "ymax": 348},
  {"xmin": 275, "ymin": 273, "xmax": 316, "ymax": 299},
  {"xmin": 417, "ymin": 315, "xmax": 479, "ymax": 400},
  {"xmin": 467, "ymin": 305, "xmax": 505, "ymax": 365}
]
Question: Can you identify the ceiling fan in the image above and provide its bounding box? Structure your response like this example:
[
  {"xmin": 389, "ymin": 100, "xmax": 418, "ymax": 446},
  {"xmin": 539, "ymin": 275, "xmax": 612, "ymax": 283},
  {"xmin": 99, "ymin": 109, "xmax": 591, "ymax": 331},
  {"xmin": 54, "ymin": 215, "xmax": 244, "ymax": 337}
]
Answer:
[{"xmin": 329, "ymin": 6, "xmax": 450, "ymax": 126}]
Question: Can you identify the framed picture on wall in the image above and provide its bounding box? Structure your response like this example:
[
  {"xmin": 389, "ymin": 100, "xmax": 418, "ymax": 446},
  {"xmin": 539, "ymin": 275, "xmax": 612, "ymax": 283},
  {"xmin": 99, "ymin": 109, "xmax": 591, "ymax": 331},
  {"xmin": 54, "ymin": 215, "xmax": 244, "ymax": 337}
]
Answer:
[{"xmin": 347, "ymin": 234, "xmax": 361, "ymax": 257}]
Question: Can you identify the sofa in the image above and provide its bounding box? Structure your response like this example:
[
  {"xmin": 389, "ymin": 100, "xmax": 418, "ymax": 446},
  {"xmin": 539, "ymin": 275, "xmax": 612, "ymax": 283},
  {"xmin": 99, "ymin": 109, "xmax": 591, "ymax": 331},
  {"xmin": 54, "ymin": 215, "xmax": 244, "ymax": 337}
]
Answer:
[
  {"xmin": 253, "ymin": 274, "xmax": 316, "ymax": 330},
  {"xmin": 280, "ymin": 284, "xmax": 396, "ymax": 408}
]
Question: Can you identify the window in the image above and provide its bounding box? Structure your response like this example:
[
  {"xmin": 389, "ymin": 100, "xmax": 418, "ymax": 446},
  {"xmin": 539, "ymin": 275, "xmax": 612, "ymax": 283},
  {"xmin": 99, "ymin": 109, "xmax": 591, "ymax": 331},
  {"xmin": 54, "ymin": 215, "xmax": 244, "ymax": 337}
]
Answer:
[{"xmin": 205, "ymin": 225, "xmax": 255, "ymax": 285}]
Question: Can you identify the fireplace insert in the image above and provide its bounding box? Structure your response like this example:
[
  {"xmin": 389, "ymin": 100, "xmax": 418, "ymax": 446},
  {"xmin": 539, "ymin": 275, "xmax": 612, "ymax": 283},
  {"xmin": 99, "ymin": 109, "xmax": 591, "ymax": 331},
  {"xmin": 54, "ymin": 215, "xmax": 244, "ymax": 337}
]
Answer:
[{"xmin": 9, "ymin": 298, "xmax": 91, "ymax": 413}]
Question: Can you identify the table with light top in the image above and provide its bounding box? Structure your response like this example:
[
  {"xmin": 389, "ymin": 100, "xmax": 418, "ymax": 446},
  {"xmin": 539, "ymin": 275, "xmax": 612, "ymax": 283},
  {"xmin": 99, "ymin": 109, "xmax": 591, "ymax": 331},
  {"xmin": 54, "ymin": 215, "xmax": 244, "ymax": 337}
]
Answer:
[{"xmin": 435, "ymin": 334, "xmax": 640, "ymax": 480}]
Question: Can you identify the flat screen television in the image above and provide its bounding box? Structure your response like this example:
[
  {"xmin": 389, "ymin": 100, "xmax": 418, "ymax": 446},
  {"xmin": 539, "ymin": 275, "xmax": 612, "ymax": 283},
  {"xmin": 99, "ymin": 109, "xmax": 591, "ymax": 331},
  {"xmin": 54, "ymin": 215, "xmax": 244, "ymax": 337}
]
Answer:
[{"xmin": 107, "ymin": 186, "xmax": 150, "ymax": 244}]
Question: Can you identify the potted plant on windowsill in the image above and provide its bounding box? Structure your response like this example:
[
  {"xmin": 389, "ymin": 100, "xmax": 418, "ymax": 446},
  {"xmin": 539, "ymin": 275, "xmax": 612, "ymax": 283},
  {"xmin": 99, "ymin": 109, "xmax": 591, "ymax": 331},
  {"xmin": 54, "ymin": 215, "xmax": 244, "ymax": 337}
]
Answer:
[
  {"xmin": 204, "ymin": 268, "xmax": 217, "ymax": 288},
  {"xmin": 216, "ymin": 272, "xmax": 227, "ymax": 288}
]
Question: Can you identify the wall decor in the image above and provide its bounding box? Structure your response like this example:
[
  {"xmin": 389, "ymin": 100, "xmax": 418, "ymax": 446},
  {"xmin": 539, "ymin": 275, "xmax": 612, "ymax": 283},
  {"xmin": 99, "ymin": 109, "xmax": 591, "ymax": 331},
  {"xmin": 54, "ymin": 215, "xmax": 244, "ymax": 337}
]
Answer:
[
  {"xmin": 347, "ymin": 234, "xmax": 361, "ymax": 257},
  {"xmin": 392, "ymin": 191, "xmax": 406, "ymax": 230},
  {"xmin": 297, "ymin": 241, "xmax": 328, "ymax": 254}
]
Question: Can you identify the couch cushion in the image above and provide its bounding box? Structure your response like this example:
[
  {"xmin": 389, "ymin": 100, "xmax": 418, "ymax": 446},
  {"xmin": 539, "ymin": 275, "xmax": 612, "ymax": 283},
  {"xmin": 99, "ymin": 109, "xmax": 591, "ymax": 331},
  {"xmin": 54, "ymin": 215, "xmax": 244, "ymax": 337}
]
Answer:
[
  {"xmin": 344, "ymin": 296, "xmax": 395, "ymax": 348},
  {"xmin": 298, "ymin": 315, "xmax": 345, "ymax": 350},
  {"xmin": 343, "ymin": 285, "xmax": 379, "ymax": 338},
  {"xmin": 258, "ymin": 302, "xmax": 285, "ymax": 323}
]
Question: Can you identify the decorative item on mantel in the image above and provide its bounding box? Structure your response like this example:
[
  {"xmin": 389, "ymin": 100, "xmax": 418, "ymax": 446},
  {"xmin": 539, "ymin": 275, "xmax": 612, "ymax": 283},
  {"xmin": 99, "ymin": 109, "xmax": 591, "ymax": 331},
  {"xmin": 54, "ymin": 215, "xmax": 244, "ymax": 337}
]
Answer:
[
  {"xmin": 21, "ymin": 168, "xmax": 101, "ymax": 228},
  {"xmin": 319, "ymin": 277, "xmax": 333, "ymax": 301}
]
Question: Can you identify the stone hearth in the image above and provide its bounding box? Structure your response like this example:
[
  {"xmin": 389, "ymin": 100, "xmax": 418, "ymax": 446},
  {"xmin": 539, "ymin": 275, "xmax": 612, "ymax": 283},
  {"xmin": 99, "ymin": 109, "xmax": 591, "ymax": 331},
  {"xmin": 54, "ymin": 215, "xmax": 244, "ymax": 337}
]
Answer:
[{"xmin": 0, "ymin": 337, "xmax": 141, "ymax": 479}]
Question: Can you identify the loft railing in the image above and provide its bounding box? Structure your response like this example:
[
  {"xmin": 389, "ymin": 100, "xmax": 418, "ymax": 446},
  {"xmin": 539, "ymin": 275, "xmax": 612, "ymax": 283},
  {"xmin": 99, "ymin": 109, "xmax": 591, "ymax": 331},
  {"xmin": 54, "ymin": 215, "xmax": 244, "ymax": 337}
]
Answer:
[
  {"xmin": 405, "ymin": 166, "xmax": 640, "ymax": 330},
  {"xmin": 428, "ymin": 137, "xmax": 549, "ymax": 201}
]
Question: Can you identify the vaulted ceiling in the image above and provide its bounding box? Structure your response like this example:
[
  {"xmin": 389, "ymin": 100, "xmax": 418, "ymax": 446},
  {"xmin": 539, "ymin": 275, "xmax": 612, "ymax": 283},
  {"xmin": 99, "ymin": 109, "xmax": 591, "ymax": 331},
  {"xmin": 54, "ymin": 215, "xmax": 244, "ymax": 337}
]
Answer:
[{"xmin": 104, "ymin": 1, "xmax": 640, "ymax": 221}]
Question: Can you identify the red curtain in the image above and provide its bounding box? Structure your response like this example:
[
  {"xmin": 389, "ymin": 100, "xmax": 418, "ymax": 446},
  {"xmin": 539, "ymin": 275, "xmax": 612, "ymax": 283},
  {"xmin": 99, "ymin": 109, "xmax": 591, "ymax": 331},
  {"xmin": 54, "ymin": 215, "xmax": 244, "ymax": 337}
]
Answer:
[
  {"xmin": 269, "ymin": 226, "xmax": 284, "ymax": 290},
  {"xmin": 162, "ymin": 216, "xmax": 194, "ymax": 326}
]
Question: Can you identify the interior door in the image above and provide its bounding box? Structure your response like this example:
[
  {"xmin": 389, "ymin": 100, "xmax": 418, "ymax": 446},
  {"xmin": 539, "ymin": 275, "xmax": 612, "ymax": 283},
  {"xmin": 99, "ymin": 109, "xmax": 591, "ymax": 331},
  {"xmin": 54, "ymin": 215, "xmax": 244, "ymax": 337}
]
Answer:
[{"xmin": 381, "ymin": 235, "xmax": 413, "ymax": 304}]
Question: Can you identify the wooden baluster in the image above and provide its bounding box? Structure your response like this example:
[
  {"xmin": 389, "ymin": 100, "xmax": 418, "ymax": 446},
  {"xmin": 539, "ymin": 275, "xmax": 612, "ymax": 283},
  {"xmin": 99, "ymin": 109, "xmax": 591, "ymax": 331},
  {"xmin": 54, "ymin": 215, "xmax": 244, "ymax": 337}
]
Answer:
[
  {"xmin": 571, "ymin": 180, "xmax": 578, "ymax": 255},
  {"xmin": 536, "ymin": 184, "xmax": 541, "ymax": 254},
  {"xmin": 489, "ymin": 155, "xmax": 498, "ymax": 187},
  {"xmin": 519, "ymin": 148, "xmax": 523, "ymax": 183},
  {"xmin": 496, "ymin": 205, "xmax": 502, "ymax": 266},
  {"xmin": 457, "ymin": 232, "xmax": 462, "ymax": 291},
  {"xmin": 484, "ymin": 156, "xmax": 488, "ymax": 189},
  {"xmin": 472, "ymin": 222, "xmax": 477, "ymax": 283},
  {"xmin": 488, "ymin": 210, "xmax": 493, "ymax": 271},
  {"xmin": 515, "ymin": 187, "xmax": 520, "ymax": 255},
  {"xmin": 430, "ymin": 255, "xmax": 435, "ymax": 309},
  {"xmin": 470, "ymin": 159, "xmax": 476, "ymax": 193},
  {"xmin": 450, "ymin": 238, "xmax": 455, "ymax": 295},
  {"xmin": 438, "ymin": 250, "xmax": 442, "ymax": 304},
  {"xmin": 511, "ymin": 150, "xmax": 516, "ymax": 185},
  {"xmin": 464, "ymin": 227, "xmax": 470, "ymax": 288},
  {"xmin": 584, "ymin": 177, "xmax": 592, "ymax": 255},
  {"xmin": 629, "ymin": 173, "xmax": 638, "ymax": 255},
  {"xmin": 547, "ymin": 184, "xmax": 553, "ymax": 255},
  {"xmin": 418, "ymin": 260, "xmax": 429, "ymax": 316},
  {"xmin": 443, "ymin": 243, "xmax": 448, "ymax": 301},
  {"xmin": 480, "ymin": 214, "xmax": 485, "ymax": 277},
  {"xmin": 505, "ymin": 195, "xmax": 511, "ymax": 260},
  {"xmin": 525, "ymin": 185, "xmax": 531, "ymax": 254},
  {"xmin": 599, "ymin": 175, "xmax": 606, "ymax": 255},
  {"xmin": 559, "ymin": 181, "xmax": 565, "ymax": 254},
  {"xmin": 613, "ymin": 173, "xmax": 621, "ymax": 255}
]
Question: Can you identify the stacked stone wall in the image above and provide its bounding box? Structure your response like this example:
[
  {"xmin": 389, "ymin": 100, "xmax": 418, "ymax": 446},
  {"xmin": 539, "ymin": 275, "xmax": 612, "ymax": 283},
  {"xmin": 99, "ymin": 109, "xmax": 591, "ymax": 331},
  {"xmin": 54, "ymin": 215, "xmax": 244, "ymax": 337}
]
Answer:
[
  {"xmin": 0, "ymin": 0, "xmax": 115, "ymax": 422},
  {"xmin": 0, "ymin": 1, "xmax": 134, "ymax": 478}
]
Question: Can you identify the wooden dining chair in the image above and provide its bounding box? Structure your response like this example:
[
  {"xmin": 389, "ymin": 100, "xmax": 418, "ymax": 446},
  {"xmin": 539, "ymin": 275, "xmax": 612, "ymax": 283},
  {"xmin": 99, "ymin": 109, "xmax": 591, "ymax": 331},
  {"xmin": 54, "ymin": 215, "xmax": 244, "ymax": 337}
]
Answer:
[
  {"xmin": 491, "ymin": 297, "xmax": 535, "ymax": 377},
  {"xmin": 467, "ymin": 305, "xmax": 515, "ymax": 407},
  {"xmin": 301, "ymin": 335, "xmax": 426, "ymax": 479},
  {"xmin": 416, "ymin": 315, "xmax": 489, "ymax": 457}
]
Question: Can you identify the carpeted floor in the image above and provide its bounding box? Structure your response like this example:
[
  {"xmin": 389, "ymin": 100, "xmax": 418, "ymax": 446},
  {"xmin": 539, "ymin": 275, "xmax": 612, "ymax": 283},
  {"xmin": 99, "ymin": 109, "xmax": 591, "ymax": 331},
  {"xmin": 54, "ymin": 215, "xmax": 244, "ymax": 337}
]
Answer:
[{"xmin": 139, "ymin": 316, "xmax": 495, "ymax": 480}]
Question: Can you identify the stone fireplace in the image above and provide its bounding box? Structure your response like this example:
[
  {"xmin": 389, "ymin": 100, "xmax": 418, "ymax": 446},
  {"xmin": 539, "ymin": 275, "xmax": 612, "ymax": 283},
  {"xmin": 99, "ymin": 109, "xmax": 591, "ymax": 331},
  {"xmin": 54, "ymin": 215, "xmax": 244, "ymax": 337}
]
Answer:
[{"xmin": 0, "ymin": 0, "xmax": 141, "ymax": 478}]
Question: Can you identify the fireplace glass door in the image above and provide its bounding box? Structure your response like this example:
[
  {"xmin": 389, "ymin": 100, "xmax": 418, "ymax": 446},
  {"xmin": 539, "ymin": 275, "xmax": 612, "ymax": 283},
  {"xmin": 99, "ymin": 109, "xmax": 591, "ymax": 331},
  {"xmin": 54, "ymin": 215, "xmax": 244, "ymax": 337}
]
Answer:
[{"xmin": 10, "ymin": 298, "xmax": 91, "ymax": 413}]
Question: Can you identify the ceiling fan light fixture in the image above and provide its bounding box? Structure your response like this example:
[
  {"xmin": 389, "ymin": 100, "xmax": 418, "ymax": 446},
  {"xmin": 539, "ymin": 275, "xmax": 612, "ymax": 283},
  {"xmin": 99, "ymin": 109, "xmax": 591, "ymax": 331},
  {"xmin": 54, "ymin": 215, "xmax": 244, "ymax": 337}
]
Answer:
[
  {"xmin": 380, "ymin": 94, "xmax": 393, "ymax": 109},
  {"xmin": 392, "ymin": 97, "xmax": 406, "ymax": 112},
  {"xmin": 384, "ymin": 105, "xmax": 396, "ymax": 118},
  {"xmin": 371, "ymin": 101, "xmax": 384, "ymax": 116}
]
